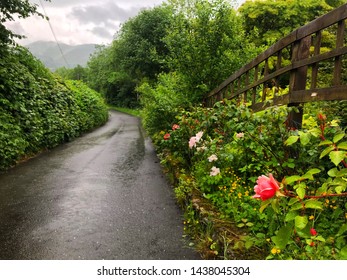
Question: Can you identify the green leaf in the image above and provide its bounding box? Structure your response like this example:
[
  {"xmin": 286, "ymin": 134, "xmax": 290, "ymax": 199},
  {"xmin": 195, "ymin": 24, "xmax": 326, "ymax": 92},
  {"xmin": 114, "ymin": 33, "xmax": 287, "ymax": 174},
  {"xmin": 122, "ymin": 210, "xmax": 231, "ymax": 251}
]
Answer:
[
  {"xmin": 337, "ymin": 223, "xmax": 347, "ymax": 236},
  {"xmin": 285, "ymin": 136, "xmax": 299, "ymax": 146},
  {"xmin": 320, "ymin": 146, "xmax": 335, "ymax": 159},
  {"xmin": 306, "ymin": 168, "xmax": 321, "ymax": 175},
  {"xmin": 335, "ymin": 186, "xmax": 344, "ymax": 194},
  {"xmin": 295, "ymin": 215, "xmax": 308, "ymax": 230},
  {"xmin": 271, "ymin": 199, "xmax": 280, "ymax": 213},
  {"xmin": 245, "ymin": 239, "xmax": 253, "ymax": 249},
  {"xmin": 291, "ymin": 202, "xmax": 304, "ymax": 211},
  {"xmin": 302, "ymin": 168, "xmax": 321, "ymax": 180},
  {"xmin": 337, "ymin": 142, "xmax": 347, "ymax": 150},
  {"xmin": 336, "ymin": 168, "xmax": 347, "ymax": 177},
  {"xmin": 315, "ymin": 236, "xmax": 326, "ymax": 242},
  {"xmin": 339, "ymin": 246, "xmax": 347, "ymax": 260},
  {"xmin": 285, "ymin": 211, "xmax": 298, "ymax": 222},
  {"xmin": 288, "ymin": 198, "xmax": 299, "ymax": 206},
  {"xmin": 271, "ymin": 224, "xmax": 293, "ymax": 250},
  {"xmin": 296, "ymin": 185, "xmax": 306, "ymax": 199},
  {"xmin": 319, "ymin": 140, "xmax": 333, "ymax": 146},
  {"xmin": 259, "ymin": 199, "xmax": 271, "ymax": 213},
  {"xmin": 285, "ymin": 175, "xmax": 301, "ymax": 185},
  {"xmin": 328, "ymin": 168, "xmax": 338, "ymax": 177},
  {"xmin": 333, "ymin": 133, "xmax": 345, "ymax": 143},
  {"xmin": 329, "ymin": 151, "xmax": 346, "ymax": 166},
  {"xmin": 305, "ymin": 200, "xmax": 323, "ymax": 210},
  {"xmin": 299, "ymin": 131, "xmax": 310, "ymax": 146}
]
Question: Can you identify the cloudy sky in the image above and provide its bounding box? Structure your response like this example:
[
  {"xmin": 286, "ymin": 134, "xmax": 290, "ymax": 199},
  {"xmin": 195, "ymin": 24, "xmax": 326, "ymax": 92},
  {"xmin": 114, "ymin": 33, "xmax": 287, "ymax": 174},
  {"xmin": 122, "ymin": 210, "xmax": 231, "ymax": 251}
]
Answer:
[
  {"xmin": 6, "ymin": 0, "xmax": 165, "ymax": 46},
  {"xmin": 6, "ymin": 0, "xmax": 245, "ymax": 46}
]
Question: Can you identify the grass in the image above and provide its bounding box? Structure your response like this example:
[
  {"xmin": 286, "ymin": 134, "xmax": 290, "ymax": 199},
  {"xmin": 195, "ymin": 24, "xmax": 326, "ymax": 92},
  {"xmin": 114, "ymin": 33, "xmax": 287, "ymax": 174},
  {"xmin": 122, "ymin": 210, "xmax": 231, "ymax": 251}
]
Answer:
[{"xmin": 109, "ymin": 106, "xmax": 142, "ymax": 117}]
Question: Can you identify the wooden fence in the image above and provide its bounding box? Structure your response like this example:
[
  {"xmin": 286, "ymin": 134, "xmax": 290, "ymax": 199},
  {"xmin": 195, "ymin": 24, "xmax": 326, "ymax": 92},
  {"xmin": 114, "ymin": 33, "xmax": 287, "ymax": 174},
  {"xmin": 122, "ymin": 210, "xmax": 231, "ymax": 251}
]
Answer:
[{"xmin": 204, "ymin": 4, "xmax": 347, "ymax": 129}]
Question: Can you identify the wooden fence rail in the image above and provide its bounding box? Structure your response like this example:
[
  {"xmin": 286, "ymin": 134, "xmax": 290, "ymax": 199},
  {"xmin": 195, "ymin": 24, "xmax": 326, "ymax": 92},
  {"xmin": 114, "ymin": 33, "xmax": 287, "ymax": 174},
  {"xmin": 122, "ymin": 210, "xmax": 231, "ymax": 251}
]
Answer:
[{"xmin": 204, "ymin": 4, "xmax": 347, "ymax": 129}]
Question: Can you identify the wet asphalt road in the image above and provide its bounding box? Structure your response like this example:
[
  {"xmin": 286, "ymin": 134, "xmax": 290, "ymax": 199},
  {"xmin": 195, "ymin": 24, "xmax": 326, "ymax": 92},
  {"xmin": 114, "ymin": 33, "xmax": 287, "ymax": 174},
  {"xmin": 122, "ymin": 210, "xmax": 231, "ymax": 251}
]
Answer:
[{"xmin": 0, "ymin": 111, "xmax": 199, "ymax": 260}]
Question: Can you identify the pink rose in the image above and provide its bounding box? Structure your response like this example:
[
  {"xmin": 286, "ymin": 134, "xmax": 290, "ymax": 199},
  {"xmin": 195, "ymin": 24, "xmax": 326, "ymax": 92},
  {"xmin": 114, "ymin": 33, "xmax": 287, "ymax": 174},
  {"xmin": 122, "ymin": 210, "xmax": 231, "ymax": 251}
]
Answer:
[
  {"xmin": 253, "ymin": 174, "xmax": 279, "ymax": 201},
  {"xmin": 195, "ymin": 131, "xmax": 203, "ymax": 142},
  {"xmin": 189, "ymin": 136, "xmax": 197, "ymax": 149},
  {"xmin": 172, "ymin": 124, "xmax": 180, "ymax": 130},
  {"xmin": 210, "ymin": 166, "xmax": 220, "ymax": 176},
  {"xmin": 208, "ymin": 154, "xmax": 218, "ymax": 162},
  {"xmin": 236, "ymin": 132, "xmax": 244, "ymax": 138}
]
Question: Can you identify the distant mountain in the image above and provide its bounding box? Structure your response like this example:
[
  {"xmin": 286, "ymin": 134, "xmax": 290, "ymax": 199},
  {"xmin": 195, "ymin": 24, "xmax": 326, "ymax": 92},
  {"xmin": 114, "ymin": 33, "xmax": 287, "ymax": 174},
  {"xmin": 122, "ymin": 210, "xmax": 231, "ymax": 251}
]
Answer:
[{"xmin": 25, "ymin": 41, "xmax": 98, "ymax": 71}]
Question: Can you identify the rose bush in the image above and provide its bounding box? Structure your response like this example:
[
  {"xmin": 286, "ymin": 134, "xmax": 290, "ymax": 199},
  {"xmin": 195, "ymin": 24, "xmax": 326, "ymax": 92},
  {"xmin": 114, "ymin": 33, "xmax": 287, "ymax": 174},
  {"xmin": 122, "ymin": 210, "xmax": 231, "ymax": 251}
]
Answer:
[{"xmin": 154, "ymin": 99, "xmax": 347, "ymax": 259}]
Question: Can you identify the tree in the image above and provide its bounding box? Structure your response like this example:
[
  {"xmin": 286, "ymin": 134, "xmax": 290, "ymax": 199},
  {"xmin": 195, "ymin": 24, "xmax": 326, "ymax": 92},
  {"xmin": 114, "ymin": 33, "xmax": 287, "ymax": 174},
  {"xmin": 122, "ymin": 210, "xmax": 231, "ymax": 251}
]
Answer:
[
  {"xmin": 86, "ymin": 5, "xmax": 173, "ymax": 107},
  {"xmin": 0, "ymin": 0, "xmax": 48, "ymax": 48},
  {"xmin": 239, "ymin": 0, "xmax": 334, "ymax": 47},
  {"xmin": 164, "ymin": 0, "xmax": 257, "ymax": 101}
]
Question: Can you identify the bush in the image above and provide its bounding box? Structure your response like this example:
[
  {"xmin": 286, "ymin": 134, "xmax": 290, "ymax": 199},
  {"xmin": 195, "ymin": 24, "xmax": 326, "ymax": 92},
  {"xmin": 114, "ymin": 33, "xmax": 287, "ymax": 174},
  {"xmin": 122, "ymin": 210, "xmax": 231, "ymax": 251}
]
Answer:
[
  {"xmin": 155, "ymin": 99, "xmax": 347, "ymax": 259},
  {"xmin": 137, "ymin": 72, "xmax": 191, "ymax": 136},
  {"xmin": 0, "ymin": 46, "xmax": 109, "ymax": 171}
]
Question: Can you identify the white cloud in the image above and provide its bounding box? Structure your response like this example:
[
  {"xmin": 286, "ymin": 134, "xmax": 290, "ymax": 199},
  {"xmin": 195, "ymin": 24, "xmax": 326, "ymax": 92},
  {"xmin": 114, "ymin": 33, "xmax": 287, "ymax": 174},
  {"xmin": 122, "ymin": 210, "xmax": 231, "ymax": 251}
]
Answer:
[
  {"xmin": 5, "ymin": 0, "xmax": 165, "ymax": 46},
  {"xmin": 5, "ymin": 0, "xmax": 246, "ymax": 46}
]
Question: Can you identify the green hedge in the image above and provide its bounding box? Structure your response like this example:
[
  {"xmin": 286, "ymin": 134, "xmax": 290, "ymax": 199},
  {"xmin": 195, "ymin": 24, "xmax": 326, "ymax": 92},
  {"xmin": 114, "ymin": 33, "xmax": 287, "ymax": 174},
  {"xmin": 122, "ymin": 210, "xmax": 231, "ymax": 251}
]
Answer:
[{"xmin": 0, "ymin": 46, "xmax": 108, "ymax": 170}]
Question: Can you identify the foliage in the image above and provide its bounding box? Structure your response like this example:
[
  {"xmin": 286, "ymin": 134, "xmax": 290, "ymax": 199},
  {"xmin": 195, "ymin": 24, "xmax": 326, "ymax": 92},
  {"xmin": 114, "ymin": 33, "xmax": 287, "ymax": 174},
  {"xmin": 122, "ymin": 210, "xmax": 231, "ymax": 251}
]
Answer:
[
  {"xmin": 55, "ymin": 65, "xmax": 87, "ymax": 82},
  {"xmin": 0, "ymin": 46, "xmax": 108, "ymax": 171},
  {"xmin": 154, "ymin": 99, "xmax": 347, "ymax": 259},
  {"xmin": 0, "ymin": 0, "xmax": 48, "ymax": 49},
  {"xmin": 239, "ymin": 0, "xmax": 334, "ymax": 47},
  {"xmin": 137, "ymin": 72, "xmax": 191, "ymax": 136},
  {"xmin": 85, "ymin": 5, "xmax": 173, "ymax": 108},
  {"xmin": 164, "ymin": 0, "xmax": 258, "ymax": 100}
]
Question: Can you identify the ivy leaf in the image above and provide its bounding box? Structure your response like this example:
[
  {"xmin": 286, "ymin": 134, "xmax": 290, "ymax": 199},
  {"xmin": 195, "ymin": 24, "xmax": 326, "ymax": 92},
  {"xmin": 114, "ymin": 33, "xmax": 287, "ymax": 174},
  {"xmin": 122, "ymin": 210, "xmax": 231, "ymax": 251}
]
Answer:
[
  {"xmin": 305, "ymin": 200, "xmax": 323, "ymax": 210},
  {"xmin": 333, "ymin": 133, "xmax": 345, "ymax": 143},
  {"xmin": 295, "ymin": 215, "xmax": 308, "ymax": 230},
  {"xmin": 285, "ymin": 136, "xmax": 299, "ymax": 146},
  {"xmin": 329, "ymin": 151, "xmax": 346, "ymax": 166}
]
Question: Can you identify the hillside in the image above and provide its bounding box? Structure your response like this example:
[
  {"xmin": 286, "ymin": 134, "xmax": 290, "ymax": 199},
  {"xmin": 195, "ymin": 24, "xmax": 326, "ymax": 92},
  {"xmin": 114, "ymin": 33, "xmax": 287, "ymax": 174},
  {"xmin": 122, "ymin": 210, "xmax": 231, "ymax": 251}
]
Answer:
[{"xmin": 25, "ymin": 41, "xmax": 97, "ymax": 71}]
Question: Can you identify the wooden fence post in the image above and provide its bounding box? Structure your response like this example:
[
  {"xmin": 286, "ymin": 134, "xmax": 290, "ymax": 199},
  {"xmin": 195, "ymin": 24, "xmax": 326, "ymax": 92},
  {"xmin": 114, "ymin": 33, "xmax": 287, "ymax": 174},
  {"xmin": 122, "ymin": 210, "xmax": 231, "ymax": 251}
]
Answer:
[{"xmin": 286, "ymin": 36, "xmax": 311, "ymax": 129}]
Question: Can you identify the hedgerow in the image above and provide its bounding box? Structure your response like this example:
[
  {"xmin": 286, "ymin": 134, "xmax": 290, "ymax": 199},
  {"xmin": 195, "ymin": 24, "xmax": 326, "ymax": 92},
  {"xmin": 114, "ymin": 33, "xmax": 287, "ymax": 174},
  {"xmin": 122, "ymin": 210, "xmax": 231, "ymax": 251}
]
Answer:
[{"xmin": 0, "ymin": 46, "xmax": 108, "ymax": 171}]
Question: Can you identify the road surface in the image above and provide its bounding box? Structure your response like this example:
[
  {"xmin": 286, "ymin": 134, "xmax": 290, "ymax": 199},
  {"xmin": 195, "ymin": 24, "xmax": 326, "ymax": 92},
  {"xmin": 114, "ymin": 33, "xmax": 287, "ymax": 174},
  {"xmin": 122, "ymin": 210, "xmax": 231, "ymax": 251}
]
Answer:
[{"xmin": 0, "ymin": 111, "xmax": 199, "ymax": 260}]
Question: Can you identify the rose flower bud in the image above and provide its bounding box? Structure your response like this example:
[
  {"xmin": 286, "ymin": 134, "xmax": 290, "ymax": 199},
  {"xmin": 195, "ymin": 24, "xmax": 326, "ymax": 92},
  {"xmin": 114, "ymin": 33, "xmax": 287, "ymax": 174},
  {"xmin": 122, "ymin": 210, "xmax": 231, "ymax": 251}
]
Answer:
[{"xmin": 253, "ymin": 174, "xmax": 280, "ymax": 201}]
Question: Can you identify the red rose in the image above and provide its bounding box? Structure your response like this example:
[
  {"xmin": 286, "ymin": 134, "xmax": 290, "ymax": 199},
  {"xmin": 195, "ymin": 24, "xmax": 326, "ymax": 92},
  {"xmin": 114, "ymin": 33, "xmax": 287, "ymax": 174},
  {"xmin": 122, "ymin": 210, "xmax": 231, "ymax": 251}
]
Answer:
[
  {"xmin": 253, "ymin": 174, "xmax": 280, "ymax": 201},
  {"xmin": 310, "ymin": 228, "xmax": 317, "ymax": 236},
  {"xmin": 163, "ymin": 133, "xmax": 170, "ymax": 140}
]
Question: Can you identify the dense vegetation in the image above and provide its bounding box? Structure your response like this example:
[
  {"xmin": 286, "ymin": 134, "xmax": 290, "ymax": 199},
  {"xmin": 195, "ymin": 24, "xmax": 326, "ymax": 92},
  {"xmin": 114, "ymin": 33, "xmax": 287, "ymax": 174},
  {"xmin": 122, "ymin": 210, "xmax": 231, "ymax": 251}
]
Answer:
[
  {"xmin": 0, "ymin": 1, "xmax": 109, "ymax": 171},
  {"xmin": 2, "ymin": 0, "xmax": 346, "ymax": 259}
]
